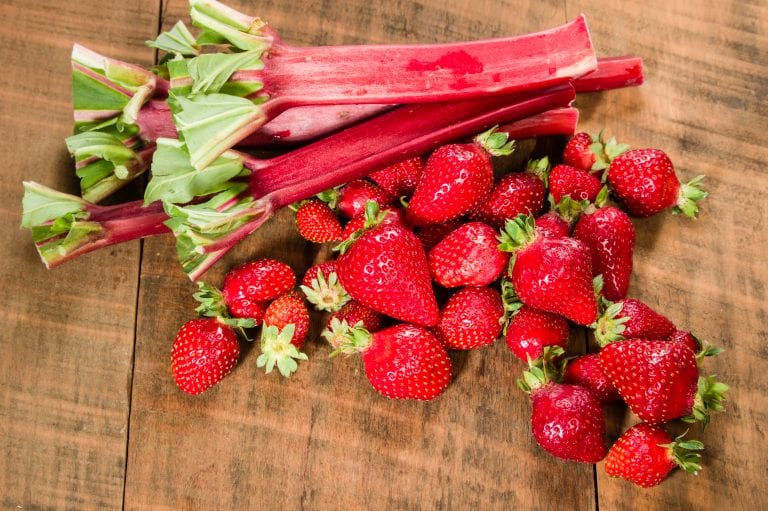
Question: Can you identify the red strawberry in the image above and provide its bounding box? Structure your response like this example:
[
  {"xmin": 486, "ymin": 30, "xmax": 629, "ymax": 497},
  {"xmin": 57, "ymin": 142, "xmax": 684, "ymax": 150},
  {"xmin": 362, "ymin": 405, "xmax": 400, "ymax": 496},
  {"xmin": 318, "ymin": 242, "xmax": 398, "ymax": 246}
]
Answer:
[
  {"xmin": 599, "ymin": 339, "xmax": 699, "ymax": 424},
  {"xmin": 300, "ymin": 260, "xmax": 350, "ymax": 312},
  {"xmin": 193, "ymin": 282, "xmax": 265, "ymax": 325},
  {"xmin": 605, "ymin": 424, "xmax": 704, "ymax": 488},
  {"xmin": 221, "ymin": 259, "xmax": 296, "ymax": 317},
  {"xmin": 341, "ymin": 205, "xmax": 405, "ymax": 241},
  {"xmin": 328, "ymin": 300, "xmax": 384, "ymax": 333},
  {"xmin": 470, "ymin": 157, "xmax": 548, "ymax": 229},
  {"xmin": 562, "ymin": 353, "xmax": 621, "ymax": 404},
  {"xmin": 338, "ymin": 179, "xmax": 393, "ymax": 218},
  {"xmin": 407, "ymin": 127, "xmax": 512, "ymax": 226},
  {"xmin": 415, "ymin": 218, "xmax": 463, "ymax": 251},
  {"xmin": 262, "ymin": 291, "xmax": 310, "ymax": 348},
  {"xmin": 328, "ymin": 322, "xmax": 452, "ymax": 400},
  {"xmin": 337, "ymin": 206, "xmax": 439, "ymax": 327},
  {"xmin": 499, "ymin": 215, "xmax": 598, "ymax": 326},
  {"xmin": 435, "ymin": 287, "xmax": 504, "ymax": 350},
  {"xmin": 668, "ymin": 329, "xmax": 700, "ymax": 354},
  {"xmin": 607, "ymin": 148, "xmax": 707, "ymax": 218},
  {"xmin": 593, "ymin": 298, "xmax": 676, "ymax": 346},
  {"xmin": 549, "ymin": 164, "xmax": 603, "ymax": 204},
  {"xmin": 504, "ymin": 306, "xmax": 570, "ymax": 362},
  {"xmin": 534, "ymin": 211, "xmax": 570, "ymax": 239},
  {"xmin": 295, "ymin": 199, "xmax": 343, "ymax": 243},
  {"xmin": 573, "ymin": 205, "xmax": 635, "ymax": 301},
  {"xmin": 428, "ymin": 222, "xmax": 509, "ymax": 288},
  {"xmin": 562, "ymin": 131, "xmax": 629, "ymax": 173},
  {"xmin": 171, "ymin": 318, "xmax": 240, "ymax": 395},
  {"xmin": 369, "ymin": 156, "xmax": 424, "ymax": 198}
]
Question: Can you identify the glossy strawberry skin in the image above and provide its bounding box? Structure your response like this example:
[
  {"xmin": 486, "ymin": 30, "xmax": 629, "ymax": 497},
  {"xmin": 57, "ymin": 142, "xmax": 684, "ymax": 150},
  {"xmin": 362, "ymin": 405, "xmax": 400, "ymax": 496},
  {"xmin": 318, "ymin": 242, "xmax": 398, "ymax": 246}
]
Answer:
[
  {"xmin": 338, "ymin": 179, "xmax": 393, "ymax": 218},
  {"xmin": 407, "ymin": 143, "xmax": 493, "ymax": 226},
  {"xmin": 530, "ymin": 383, "xmax": 607, "ymax": 463},
  {"xmin": 563, "ymin": 353, "xmax": 621, "ymax": 404},
  {"xmin": 171, "ymin": 318, "xmax": 240, "ymax": 395},
  {"xmin": 607, "ymin": 148, "xmax": 680, "ymax": 217},
  {"xmin": 301, "ymin": 260, "xmax": 339, "ymax": 288},
  {"xmin": 510, "ymin": 236, "xmax": 597, "ymax": 326},
  {"xmin": 435, "ymin": 287, "xmax": 504, "ymax": 350},
  {"xmin": 341, "ymin": 206, "xmax": 405, "ymax": 240},
  {"xmin": 222, "ymin": 259, "xmax": 296, "ymax": 318},
  {"xmin": 295, "ymin": 199, "xmax": 343, "ymax": 243},
  {"xmin": 562, "ymin": 132, "xmax": 596, "ymax": 171},
  {"xmin": 573, "ymin": 206, "xmax": 635, "ymax": 301},
  {"xmin": 362, "ymin": 324, "xmax": 452, "ymax": 400},
  {"xmin": 369, "ymin": 156, "xmax": 424, "ymax": 198},
  {"xmin": 534, "ymin": 212, "xmax": 571, "ymax": 239},
  {"xmin": 428, "ymin": 222, "xmax": 509, "ymax": 288},
  {"xmin": 668, "ymin": 329, "xmax": 700, "ymax": 354},
  {"xmin": 337, "ymin": 223, "xmax": 439, "ymax": 327},
  {"xmin": 263, "ymin": 291, "xmax": 310, "ymax": 348},
  {"xmin": 605, "ymin": 423, "xmax": 676, "ymax": 488},
  {"xmin": 616, "ymin": 299, "xmax": 676, "ymax": 340},
  {"xmin": 599, "ymin": 339, "xmax": 699, "ymax": 424},
  {"xmin": 329, "ymin": 300, "xmax": 384, "ymax": 332},
  {"xmin": 549, "ymin": 164, "xmax": 603, "ymax": 204},
  {"xmin": 470, "ymin": 172, "xmax": 546, "ymax": 229},
  {"xmin": 504, "ymin": 306, "xmax": 570, "ymax": 362}
]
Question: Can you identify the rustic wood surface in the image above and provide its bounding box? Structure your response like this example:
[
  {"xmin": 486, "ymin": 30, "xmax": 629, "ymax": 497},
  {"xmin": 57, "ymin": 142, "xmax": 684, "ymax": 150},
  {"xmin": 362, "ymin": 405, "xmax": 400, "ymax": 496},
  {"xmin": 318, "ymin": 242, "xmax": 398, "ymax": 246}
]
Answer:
[{"xmin": 1, "ymin": 0, "xmax": 765, "ymax": 510}]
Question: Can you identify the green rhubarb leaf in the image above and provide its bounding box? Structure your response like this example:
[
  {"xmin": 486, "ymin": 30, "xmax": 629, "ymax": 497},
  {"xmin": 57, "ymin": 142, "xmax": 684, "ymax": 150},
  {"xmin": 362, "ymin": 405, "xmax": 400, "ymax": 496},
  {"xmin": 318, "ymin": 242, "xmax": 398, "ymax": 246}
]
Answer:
[
  {"xmin": 187, "ymin": 49, "xmax": 264, "ymax": 95},
  {"xmin": 145, "ymin": 138, "xmax": 247, "ymax": 205},
  {"xmin": 189, "ymin": 0, "xmax": 273, "ymax": 52},
  {"xmin": 66, "ymin": 131, "xmax": 142, "ymax": 180},
  {"xmin": 171, "ymin": 93, "xmax": 266, "ymax": 171},
  {"xmin": 146, "ymin": 20, "xmax": 200, "ymax": 56},
  {"xmin": 21, "ymin": 181, "xmax": 88, "ymax": 229}
]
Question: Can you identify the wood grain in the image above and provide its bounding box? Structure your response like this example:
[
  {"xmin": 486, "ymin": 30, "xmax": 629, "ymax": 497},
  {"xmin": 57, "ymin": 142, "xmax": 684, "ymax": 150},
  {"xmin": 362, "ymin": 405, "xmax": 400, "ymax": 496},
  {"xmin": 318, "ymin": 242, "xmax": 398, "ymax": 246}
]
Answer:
[{"xmin": 0, "ymin": 1, "xmax": 160, "ymax": 510}]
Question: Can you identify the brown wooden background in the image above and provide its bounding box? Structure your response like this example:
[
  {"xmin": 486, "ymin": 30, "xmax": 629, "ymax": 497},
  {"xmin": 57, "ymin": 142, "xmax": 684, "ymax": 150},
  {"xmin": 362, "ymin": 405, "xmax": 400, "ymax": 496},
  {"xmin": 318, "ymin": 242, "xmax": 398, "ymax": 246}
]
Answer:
[{"xmin": 1, "ymin": 0, "xmax": 766, "ymax": 509}]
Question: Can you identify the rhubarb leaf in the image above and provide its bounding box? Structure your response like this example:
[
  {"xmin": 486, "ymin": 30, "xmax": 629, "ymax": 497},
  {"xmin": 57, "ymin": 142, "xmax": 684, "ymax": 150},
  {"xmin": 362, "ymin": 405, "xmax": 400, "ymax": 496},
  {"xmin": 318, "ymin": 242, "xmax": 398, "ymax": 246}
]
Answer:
[
  {"xmin": 66, "ymin": 132, "xmax": 141, "ymax": 181},
  {"xmin": 21, "ymin": 181, "xmax": 88, "ymax": 229},
  {"xmin": 187, "ymin": 49, "xmax": 264, "ymax": 95},
  {"xmin": 171, "ymin": 93, "xmax": 266, "ymax": 171},
  {"xmin": 145, "ymin": 138, "xmax": 248, "ymax": 205},
  {"xmin": 146, "ymin": 20, "xmax": 200, "ymax": 57},
  {"xmin": 189, "ymin": 0, "xmax": 272, "ymax": 52}
]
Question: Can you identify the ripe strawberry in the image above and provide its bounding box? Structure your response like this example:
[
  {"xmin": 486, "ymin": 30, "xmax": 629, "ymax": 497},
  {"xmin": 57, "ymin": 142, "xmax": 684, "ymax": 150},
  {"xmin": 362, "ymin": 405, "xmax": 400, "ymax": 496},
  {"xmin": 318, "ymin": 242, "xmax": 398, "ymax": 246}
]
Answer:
[
  {"xmin": 667, "ymin": 329, "xmax": 724, "ymax": 360},
  {"xmin": 470, "ymin": 157, "xmax": 548, "ymax": 229},
  {"xmin": 369, "ymin": 156, "xmax": 424, "ymax": 198},
  {"xmin": 300, "ymin": 260, "xmax": 350, "ymax": 312},
  {"xmin": 534, "ymin": 211, "xmax": 570, "ymax": 239},
  {"xmin": 605, "ymin": 423, "xmax": 704, "ymax": 488},
  {"xmin": 193, "ymin": 281, "xmax": 265, "ymax": 325},
  {"xmin": 562, "ymin": 131, "xmax": 629, "ymax": 173},
  {"xmin": 171, "ymin": 318, "xmax": 240, "ymax": 395},
  {"xmin": 415, "ymin": 218, "xmax": 463, "ymax": 251},
  {"xmin": 573, "ymin": 205, "xmax": 635, "ymax": 301},
  {"xmin": 607, "ymin": 148, "xmax": 707, "ymax": 218},
  {"xmin": 599, "ymin": 339, "xmax": 699, "ymax": 424},
  {"xmin": 435, "ymin": 287, "xmax": 504, "ymax": 350},
  {"xmin": 336, "ymin": 205, "xmax": 439, "ymax": 327},
  {"xmin": 328, "ymin": 300, "xmax": 384, "ymax": 333},
  {"xmin": 593, "ymin": 298, "xmax": 675, "ymax": 346},
  {"xmin": 262, "ymin": 291, "xmax": 311, "ymax": 348},
  {"xmin": 548, "ymin": 164, "xmax": 603, "ymax": 204},
  {"xmin": 562, "ymin": 353, "xmax": 621, "ymax": 404},
  {"xmin": 295, "ymin": 199, "xmax": 343, "ymax": 243},
  {"xmin": 407, "ymin": 127, "xmax": 513, "ymax": 226},
  {"xmin": 341, "ymin": 205, "xmax": 405, "ymax": 241},
  {"xmin": 428, "ymin": 222, "xmax": 509, "ymax": 288},
  {"xmin": 498, "ymin": 215, "xmax": 598, "ymax": 326},
  {"xmin": 221, "ymin": 259, "xmax": 296, "ymax": 317},
  {"xmin": 338, "ymin": 179, "xmax": 393, "ymax": 218},
  {"xmin": 504, "ymin": 306, "xmax": 570, "ymax": 362},
  {"xmin": 327, "ymin": 321, "xmax": 452, "ymax": 400}
]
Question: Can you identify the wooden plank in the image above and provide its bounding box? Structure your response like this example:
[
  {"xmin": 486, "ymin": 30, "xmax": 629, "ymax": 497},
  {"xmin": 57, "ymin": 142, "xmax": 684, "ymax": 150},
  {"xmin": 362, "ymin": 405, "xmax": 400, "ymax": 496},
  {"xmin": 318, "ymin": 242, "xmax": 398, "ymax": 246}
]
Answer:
[
  {"xmin": 566, "ymin": 0, "xmax": 768, "ymax": 508},
  {"xmin": 123, "ymin": 1, "xmax": 597, "ymax": 509},
  {"xmin": 0, "ymin": 1, "xmax": 159, "ymax": 509}
]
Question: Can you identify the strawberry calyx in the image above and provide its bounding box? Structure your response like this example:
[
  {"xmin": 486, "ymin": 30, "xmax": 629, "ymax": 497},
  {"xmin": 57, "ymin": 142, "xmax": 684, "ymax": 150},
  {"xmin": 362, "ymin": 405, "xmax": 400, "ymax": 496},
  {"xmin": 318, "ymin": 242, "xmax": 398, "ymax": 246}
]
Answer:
[
  {"xmin": 590, "ymin": 130, "xmax": 630, "ymax": 174},
  {"xmin": 500, "ymin": 278, "xmax": 523, "ymax": 335},
  {"xmin": 322, "ymin": 318, "xmax": 372, "ymax": 356},
  {"xmin": 193, "ymin": 281, "xmax": 256, "ymax": 338},
  {"xmin": 526, "ymin": 156, "xmax": 551, "ymax": 187},
  {"xmin": 334, "ymin": 200, "xmax": 387, "ymax": 254},
  {"xmin": 682, "ymin": 375, "xmax": 729, "ymax": 428},
  {"xmin": 473, "ymin": 125, "xmax": 515, "ymax": 157},
  {"xmin": 497, "ymin": 214, "xmax": 538, "ymax": 253},
  {"xmin": 517, "ymin": 346, "xmax": 566, "ymax": 393},
  {"xmin": 659, "ymin": 430, "xmax": 705, "ymax": 475},
  {"xmin": 591, "ymin": 298, "xmax": 629, "ymax": 347},
  {"xmin": 300, "ymin": 267, "xmax": 351, "ymax": 312},
  {"xmin": 549, "ymin": 195, "xmax": 590, "ymax": 226},
  {"xmin": 256, "ymin": 324, "xmax": 309, "ymax": 377},
  {"xmin": 674, "ymin": 175, "xmax": 708, "ymax": 218}
]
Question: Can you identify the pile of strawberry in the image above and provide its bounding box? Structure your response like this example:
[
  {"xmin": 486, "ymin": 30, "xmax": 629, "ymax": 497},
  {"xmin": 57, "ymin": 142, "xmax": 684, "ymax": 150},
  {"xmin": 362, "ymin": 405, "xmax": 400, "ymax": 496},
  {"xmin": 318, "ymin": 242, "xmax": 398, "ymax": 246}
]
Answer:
[{"xmin": 169, "ymin": 128, "xmax": 727, "ymax": 488}]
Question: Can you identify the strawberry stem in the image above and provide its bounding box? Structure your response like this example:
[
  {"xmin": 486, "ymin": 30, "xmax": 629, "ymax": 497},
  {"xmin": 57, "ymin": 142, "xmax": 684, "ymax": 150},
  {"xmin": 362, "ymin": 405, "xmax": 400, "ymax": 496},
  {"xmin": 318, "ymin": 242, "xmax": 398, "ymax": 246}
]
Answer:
[
  {"xmin": 682, "ymin": 375, "xmax": 729, "ymax": 428},
  {"xmin": 660, "ymin": 430, "xmax": 705, "ymax": 475},
  {"xmin": 257, "ymin": 324, "xmax": 308, "ymax": 377},
  {"xmin": 674, "ymin": 175, "xmax": 708, "ymax": 218}
]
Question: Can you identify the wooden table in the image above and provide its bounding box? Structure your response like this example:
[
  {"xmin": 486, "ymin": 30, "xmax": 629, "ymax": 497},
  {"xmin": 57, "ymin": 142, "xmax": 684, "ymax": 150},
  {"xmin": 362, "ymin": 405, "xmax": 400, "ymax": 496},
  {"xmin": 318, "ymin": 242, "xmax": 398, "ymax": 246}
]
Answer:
[{"xmin": 1, "ymin": 0, "xmax": 766, "ymax": 509}]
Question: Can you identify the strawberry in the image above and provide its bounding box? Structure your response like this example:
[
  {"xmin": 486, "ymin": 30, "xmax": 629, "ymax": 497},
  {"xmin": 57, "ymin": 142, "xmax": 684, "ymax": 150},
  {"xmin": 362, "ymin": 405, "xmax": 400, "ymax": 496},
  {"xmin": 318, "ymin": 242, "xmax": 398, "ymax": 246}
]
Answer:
[
  {"xmin": 193, "ymin": 281, "xmax": 265, "ymax": 325},
  {"xmin": 369, "ymin": 156, "xmax": 424, "ymax": 198},
  {"xmin": 328, "ymin": 300, "xmax": 384, "ymax": 333},
  {"xmin": 428, "ymin": 221, "xmax": 509, "ymax": 288},
  {"xmin": 607, "ymin": 148, "xmax": 707, "ymax": 218},
  {"xmin": 341, "ymin": 205, "xmax": 405, "ymax": 241},
  {"xmin": 171, "ymin": 318, "xmax": 240, "ymax": 395},
  {"xmin": 262, "ymin": 291, "xmax": 311, "ymax": 348},
  {"xmin": 498, "ymin": 215, "xmax": 598, "ymax": 326},
  {"xmin": 534, "ymin": 211, "xmax": 570, "ymax": 239},
  {"xmin": 295, "ymin": 199, "xmax": 343, "ymax": 243},
  {"xmin": 562, "ymin": 131, "xmax": 629, "ymax": 173},
  {"xmin": 327, "ymin": 321, "xmax": 452, "ymax": 400},
  {"xmin": 415, "ymin": 218, "xmax": 463, "ymax": 251},
  {"xmin": 605, "ymin": 424, "xmax": 704, "ymax": 488},
  {"xmin": 667, "ymin": 329, "xmax": 724, "ymax": 360},
  {"xmin": 562, "ymin": 353, "xmax": 621, "ymax": 404},
  {"xmin": 519, "ymin": 351, "xmax": 607, "ymax": 463},
  {"xmin": 548, "ymin": 164, "xmax": 603, "ymax": 204},
  {"xmin": 407, "ymin": 127, "xmax": 513, "ymax": 226},
  {"xmin": 593, "ymin": 298, "xmax": 675, "ymax": 346},
  {"xmin": 435, "ymin": 286, "xmax": 504, "ymax": 350},
  {"xmin": 221, "ymin": 259, "xmax": 296, "ymax": 317},
  {"xmin": 336, "ymin": 203, "xmax": 439, "ymax": 327},
  {"xmin": 338, "ymin": 179, "xmax": 393, "ymax": 218},
  {"xmin": 470, "ymin": 157, "xmax": 548, "ymax": 229},
  {"xmin": 300, "ymin": 260, "xmax": 350, "ymax": 312},
  {"xmin": 573, "ymin": 205, "xmax": 635, "ymax": 301}
]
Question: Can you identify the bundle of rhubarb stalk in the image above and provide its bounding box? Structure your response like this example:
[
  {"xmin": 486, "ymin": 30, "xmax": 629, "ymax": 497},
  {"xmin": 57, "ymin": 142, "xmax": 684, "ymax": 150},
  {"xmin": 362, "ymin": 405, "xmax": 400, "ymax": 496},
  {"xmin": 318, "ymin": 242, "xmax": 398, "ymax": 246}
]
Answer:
[{"xmin": 20, "ymin": 0, "xmax": 728, "ymax": 490}]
